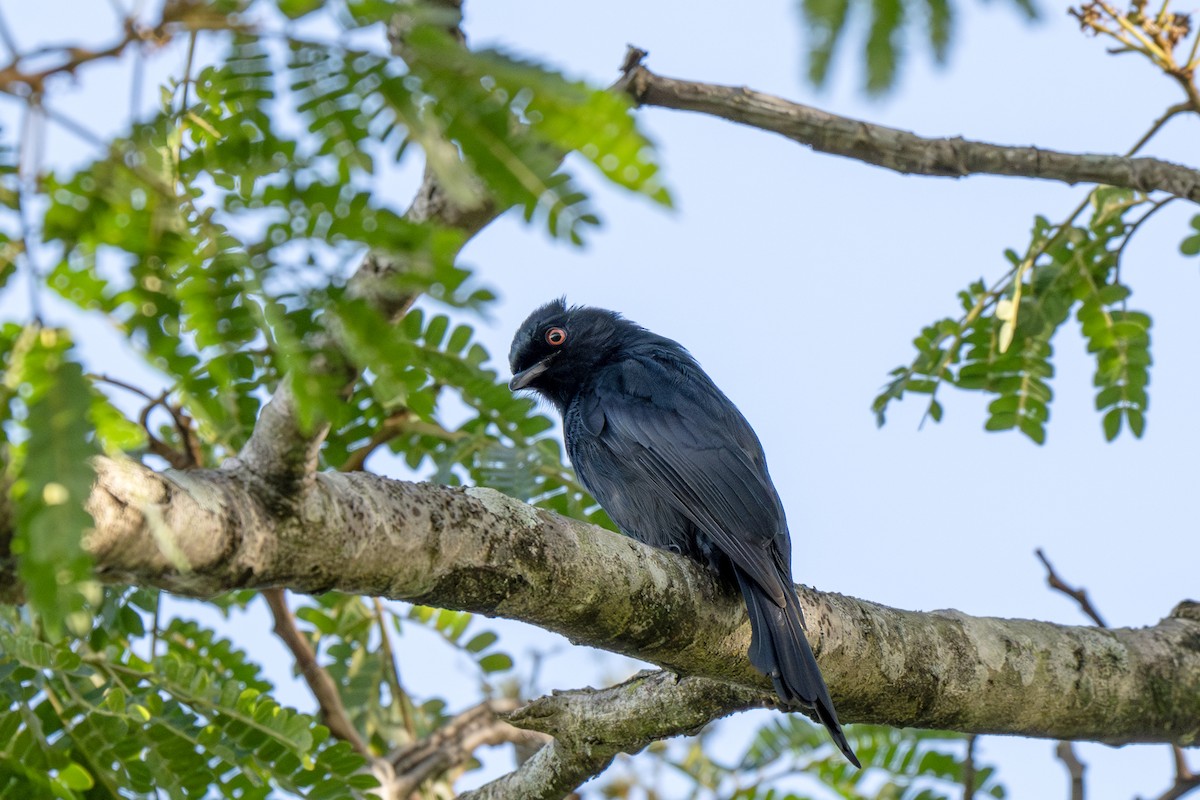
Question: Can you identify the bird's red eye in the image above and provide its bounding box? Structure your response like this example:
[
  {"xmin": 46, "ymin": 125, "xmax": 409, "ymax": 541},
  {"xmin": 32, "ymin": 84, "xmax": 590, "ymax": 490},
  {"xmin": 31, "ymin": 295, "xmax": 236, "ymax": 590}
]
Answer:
[{"xmin": 545, "ymin": 327, "xmax": 567, "ymax": 346}]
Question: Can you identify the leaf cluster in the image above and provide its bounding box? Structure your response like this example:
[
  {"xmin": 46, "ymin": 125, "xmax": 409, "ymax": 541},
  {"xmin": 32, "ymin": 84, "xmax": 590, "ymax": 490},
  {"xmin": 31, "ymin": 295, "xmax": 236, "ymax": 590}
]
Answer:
[
  {"xmin": 602, "ymin": 716, "xmax": 1005, "ymax": 799},
  {"xmin": 801, "ymin": 0, "xmax": 1037, "ymax": 93},
  {"xmin": 3, "ymin": 2, "xmax": 665, "ymax": 796},
  {"xmin": 874, "ymin": 188, "xmax": 1153, "ymax": 444},
  {"xmin": 0, "ymin": 595, "xmax": 376, "ymax": 799}
]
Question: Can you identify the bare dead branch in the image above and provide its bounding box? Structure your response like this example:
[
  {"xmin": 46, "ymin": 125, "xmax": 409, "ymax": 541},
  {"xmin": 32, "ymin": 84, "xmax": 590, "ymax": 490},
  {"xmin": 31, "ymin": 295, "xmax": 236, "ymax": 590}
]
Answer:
[
  {"xmin": 618, "ymin": 49, "xmax": 1200, "ymax": 203},
  {"xmin": 1038, "ymin": 550, "xmax": 1200, "ymax": 800},
  {"xmin": 89, "ymin": 373, "xmax": 205, "ymax": 470},
  {"xmin": 1154, "ymin": 769, "xmax": 1200, "ymax": 800},
  {"xmin": 388, "ymin": 698, "xmax": 546, "ymax": 797},
  {"xmin": 964, "ymin": 735, "xmax": 978, "ymax": 800},
  {"xmin": 1055, "ymin": 741, "xmax": 1086, "ymax": 800},
  {"xmin": 0, "ymin": 8, "xmax": 241, "ymax": 98},
  {"xmin": 1174, "ymin": 745, "xmax": 1195, "ymax": 782},
  {"xmin": 1154, "ymin": 742, "xmax": 1200, "ymax": 800},
  {"xmin": 262, "ymin": 587, "xmax": 369, "ymax": 755},
  {"xmin": 1035, "ymin": 548, "xmax": 1108, "ymax": 627}
]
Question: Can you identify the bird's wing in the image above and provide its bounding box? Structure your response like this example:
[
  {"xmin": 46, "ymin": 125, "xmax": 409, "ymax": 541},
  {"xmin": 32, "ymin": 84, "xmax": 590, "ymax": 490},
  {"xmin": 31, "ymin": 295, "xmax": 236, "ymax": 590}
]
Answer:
[{"xmin": 580, "ymin": 354, "xmax": 793, "ymax": 606}]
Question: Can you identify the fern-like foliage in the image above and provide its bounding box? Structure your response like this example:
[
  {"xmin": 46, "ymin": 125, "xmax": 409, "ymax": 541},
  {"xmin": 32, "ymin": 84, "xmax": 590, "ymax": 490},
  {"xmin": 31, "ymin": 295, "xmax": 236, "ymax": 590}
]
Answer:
[
  {"xmin": 651, "ymin": 716, "xmax": 1005, "ymax": 800},
  {"xmin": 874, "ymin": 187, "xmax": 1152, "ymax": 444},
  {"xmin": 0, "ymin": 598, "xmax": 377, "ymax": 799},
  {"xmin": 801, "ymin": 0, "xmax": 1037, "ymax": 94},
  {"xmin": 2, "ymin": 3, "xmax": 673, "ymax": 795},
  {"xmin": 1, "ymin": 329, "xmax": 97, "ymax": 636}
]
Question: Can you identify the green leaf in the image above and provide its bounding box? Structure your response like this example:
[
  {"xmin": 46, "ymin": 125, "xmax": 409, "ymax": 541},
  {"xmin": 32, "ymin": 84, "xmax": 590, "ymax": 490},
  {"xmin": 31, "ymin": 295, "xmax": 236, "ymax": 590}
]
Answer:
[
  {"xmin": 398, "ymin": 25, "xmax": 670, "ymax": 240},
  {"xmin": 866, "ymin": 0, "xmax": 905, "ymax": 94},
  {"xmin": 878, "ymin": 187, "xmax": 1154, "ymax": 442},
  {"xmin": 56, "ymin": 763, "xmax": 94, "ymax": 791},
  {"xmin": 1127, "ymin": 407, "xmax": 1146, "ymax": 438},
  {"xmin": 476, "ymin": 652, "xmax": 513, "ymax": 674},
  {"xmin": 9, "ymin": 337, "xmax": 98, "ymax": 637},
  {"xmin": 464, "ymin": 632, "xmax": 498, "ymax": 653},
  {"xmin": 922, "ymin": 0, "xmax": 953, "ymax": 61},
  {"xmin": 89, "ymin": 389, "xmax": 149, "ymax": 455},
  {"xmin": 276, "ymin": 0, "xmax": 324, "ymax": 19},
  {"xmin": 1103, "ymin": 407, "xmax": 1122, "ymax": 441},
  {"xmin": 1018, "ymin": 416, "xmax": 1046, "ymax": 445},
  {"xmin": 804, "ymin": 0, "xmax": 854, "ymax": 86}
]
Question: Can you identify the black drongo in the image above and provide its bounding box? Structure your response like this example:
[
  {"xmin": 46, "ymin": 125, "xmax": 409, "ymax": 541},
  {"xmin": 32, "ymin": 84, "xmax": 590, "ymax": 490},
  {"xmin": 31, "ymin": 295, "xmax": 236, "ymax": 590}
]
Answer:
[{"xmin": 508, "ymin": 299, "xmax": 859, "ymax": 767}]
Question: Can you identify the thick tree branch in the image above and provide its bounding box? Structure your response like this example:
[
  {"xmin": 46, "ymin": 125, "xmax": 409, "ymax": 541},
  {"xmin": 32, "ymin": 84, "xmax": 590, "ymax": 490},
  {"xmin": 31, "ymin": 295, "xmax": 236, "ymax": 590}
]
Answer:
[
  {"xmin": 236, "ymin": 374, "xmax": 331, "ymax": 494},
  {"xmin": 235, "ymin": 163, "xmax": 505, "ymax": 490},
  {"xmin": 80, "ymin": 456, "xmax": 1200, "ymax": 747},
  {"xmin": 1038, "ymin": 550, "xmax": 1199, "ymax": 800},
  {"xmin": 618, "ymin": 50, "xmax": 1200, "ymax": 203},
  {"xmin": 234, "ymin": 0, "xmax": 504, "ymax": 492},
  {"xmin": 461, "ymin": 671, "xmax": 764, "ymax": 800}
]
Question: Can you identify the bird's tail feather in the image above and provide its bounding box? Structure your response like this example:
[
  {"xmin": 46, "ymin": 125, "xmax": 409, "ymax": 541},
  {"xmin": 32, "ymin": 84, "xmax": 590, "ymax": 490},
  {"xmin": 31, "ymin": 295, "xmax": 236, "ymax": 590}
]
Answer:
[{"xmin": 735, "ymin": 568, "xmax": 861, "ymax": 769}]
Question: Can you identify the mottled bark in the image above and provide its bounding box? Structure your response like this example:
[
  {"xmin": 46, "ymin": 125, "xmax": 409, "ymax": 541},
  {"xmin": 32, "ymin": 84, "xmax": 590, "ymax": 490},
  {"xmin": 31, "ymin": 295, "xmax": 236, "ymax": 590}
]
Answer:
[
  {"xmin": 461, "ymin": 671, "xmax": 765, "ymax": 800},
  {"xmin": 82, "ymin": 456, "xmax": 1200, "ymax": 748}
]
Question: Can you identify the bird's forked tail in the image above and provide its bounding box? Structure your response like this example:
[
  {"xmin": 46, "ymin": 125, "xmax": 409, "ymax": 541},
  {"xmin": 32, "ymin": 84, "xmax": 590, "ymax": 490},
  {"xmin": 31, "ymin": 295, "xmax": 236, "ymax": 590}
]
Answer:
[{"xmin": 735, "ymin": 568, "xmax": 861, "ymax": 768}]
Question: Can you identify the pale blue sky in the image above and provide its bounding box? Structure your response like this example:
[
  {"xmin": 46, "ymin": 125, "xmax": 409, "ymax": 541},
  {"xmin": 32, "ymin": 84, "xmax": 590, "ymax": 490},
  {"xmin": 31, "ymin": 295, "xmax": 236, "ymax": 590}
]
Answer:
[{"xmin": 2, "ymin": 0, "xmax": 1197, "ymax": 797}]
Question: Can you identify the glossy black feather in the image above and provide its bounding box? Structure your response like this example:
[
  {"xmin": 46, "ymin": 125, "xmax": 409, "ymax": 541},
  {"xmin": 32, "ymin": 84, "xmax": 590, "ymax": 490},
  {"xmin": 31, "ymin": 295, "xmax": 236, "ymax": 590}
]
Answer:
[{"xmin": 509, "ymin": 300, "xmax": 859, "ymax": 768}]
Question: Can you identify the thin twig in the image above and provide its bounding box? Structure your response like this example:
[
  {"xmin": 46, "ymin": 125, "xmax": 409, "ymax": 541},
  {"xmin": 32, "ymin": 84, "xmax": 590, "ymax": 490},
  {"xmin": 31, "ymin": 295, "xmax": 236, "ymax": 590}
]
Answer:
[
  {"xmin": 1154, "ymin": 746, "xmax": 1200, "ymax": 800},
  {"xmin": 90, "ymin": 373, "xmax": 201, "ymax": 469},
  {"xmin": 373, "ymin": 597, "xmax": 417, "ymax": 740},
  {"xmin": 1034, "ymin": 549, "xmax": 1108, "ymax": 627},
  {"xmin": 1153, "ymin": 769, "xmax": 1200, "ymax": 800},
  {"xmin": 179, "ymin": 29, "xmax": 197, "ymax": 113},
  {"xmin": 964, "ymin": 734, "xmax": 978, "ymax": 800},
  {"xmin": 0, "ymin": 6, "xmax": 19, "ymax": 58},
  {"xmin": 1113, "ymin": 196, "xmax": 1176, "ymax": 291},
  {"xmin": 1039, "ymin": 552, "xmax": 1199, "ymax": 800},
  {"xmin": 16, "ymin": 100, "xmax": 42, "ymax": 325},
  {"xmin": 339, "ymin": 411, "xmax": 412, "ymax": 473},
  {"xmin": 129, "ymin": 41, "xmax": 144, "ymax": 120},
  {"xmin": 262, "ymin": 588, "xmax": 369, "ymax": 755},
  {"xmin": 39, "ymin": 104, "xmax": 108, "ymax": 148},
  {"xmin": 88, "ymin": 373, "xmax": 160, "ymax": 402},
  {"xmin": 171, "ymin": 403, "xmax": 204, "ymax": 469},
  {"xmin": 1040, "ymin": 552, "xmax": 1099, "ymax": 800},
  {"xmin": 149, "ymin": 590, "xmax": 161, "ymax": 660},
  {"xmin": 1173, "ymin": 746, "xmax": 1195, "ymax": 782},
  {"xmin": 1056, "ymin": 741, "xmax": 1086, "ymax": 800},
  {"xmin": 0, "ymin": 9, "xmax": 242, "ymax": 98},
  {"xmin": 1125, "ymin": 103, "xmax": 1190, "ymax": 157},
  {"xmin": 1186, "ymin": 27, "xmax": 1200, "ymax": 72}
]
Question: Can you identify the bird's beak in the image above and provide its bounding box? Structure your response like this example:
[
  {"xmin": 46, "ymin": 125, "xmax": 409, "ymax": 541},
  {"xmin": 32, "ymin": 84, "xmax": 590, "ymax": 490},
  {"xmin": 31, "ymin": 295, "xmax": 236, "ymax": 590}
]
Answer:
[{"xmin": 509, "ymin": 355, "xmax": 556, "ymax": 391}]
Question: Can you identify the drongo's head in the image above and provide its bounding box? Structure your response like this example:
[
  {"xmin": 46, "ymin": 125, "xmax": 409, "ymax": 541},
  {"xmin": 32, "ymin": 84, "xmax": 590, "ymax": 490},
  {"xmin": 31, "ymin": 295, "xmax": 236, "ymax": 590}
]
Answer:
[{"xmin": 508, "ymin": 298, "xmax": 633, "ymax": 408}]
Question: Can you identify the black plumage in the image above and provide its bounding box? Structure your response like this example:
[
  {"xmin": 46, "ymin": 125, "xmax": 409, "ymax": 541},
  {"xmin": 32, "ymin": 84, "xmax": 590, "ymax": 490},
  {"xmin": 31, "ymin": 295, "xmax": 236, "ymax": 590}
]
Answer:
[{"xmin": 508, "ymin": 298, "xmax": 859, "ymax": 768}]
